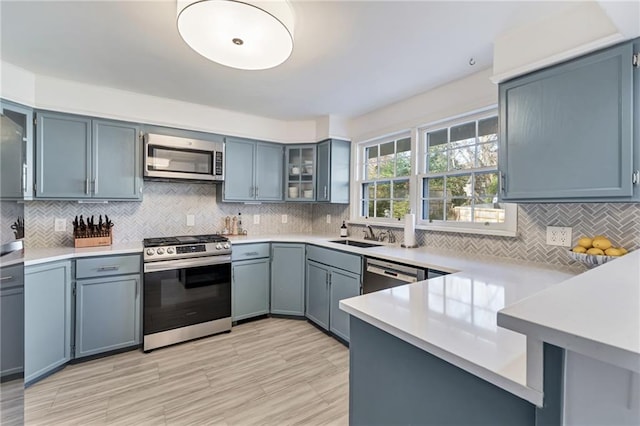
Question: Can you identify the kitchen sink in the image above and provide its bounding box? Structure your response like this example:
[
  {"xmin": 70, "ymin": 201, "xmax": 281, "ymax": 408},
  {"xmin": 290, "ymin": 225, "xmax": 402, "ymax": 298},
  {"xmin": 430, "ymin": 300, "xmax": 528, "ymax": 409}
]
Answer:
[{"xmin": 329, "ymin": 239, "xmax": 382, "ymax": 248}]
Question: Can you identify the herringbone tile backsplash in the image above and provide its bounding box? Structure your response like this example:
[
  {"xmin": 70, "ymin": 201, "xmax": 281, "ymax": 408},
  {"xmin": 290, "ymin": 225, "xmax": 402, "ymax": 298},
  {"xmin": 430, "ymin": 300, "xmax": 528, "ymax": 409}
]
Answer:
[
  {"xmin": 352, "ymin": 203, "xmax": 640, "ymax": 267},
  {"xmin": 21, "ymin": 181, "xmax": 640, "ymax": 267}
]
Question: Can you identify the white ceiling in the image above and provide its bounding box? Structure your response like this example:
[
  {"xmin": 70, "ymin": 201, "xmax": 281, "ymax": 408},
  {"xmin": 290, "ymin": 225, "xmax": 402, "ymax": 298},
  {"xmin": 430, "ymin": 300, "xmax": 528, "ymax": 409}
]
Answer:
[{"xmin": 0, "ymin": 1, "xmax": 594, "ymax": 120}]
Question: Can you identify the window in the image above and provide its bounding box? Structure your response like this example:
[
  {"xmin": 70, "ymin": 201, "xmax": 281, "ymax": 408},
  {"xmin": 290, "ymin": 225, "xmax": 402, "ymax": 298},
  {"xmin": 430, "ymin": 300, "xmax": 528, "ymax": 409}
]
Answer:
[
  {"xmin": 418, "ymin": 113, "xmax": 516, "ymax": 235},
  {"xmin": 359, "ymin": 134, "xmax": 411, "ymax": 221}
]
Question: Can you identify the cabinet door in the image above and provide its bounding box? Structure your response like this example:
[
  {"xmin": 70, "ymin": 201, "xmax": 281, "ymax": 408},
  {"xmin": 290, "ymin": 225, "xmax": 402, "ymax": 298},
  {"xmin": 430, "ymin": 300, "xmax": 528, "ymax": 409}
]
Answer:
[
  {"xmin": 328, "ymin": 139, "xmax": 351, "ymax": 204},
  {"xmin": 92, "ymin": 120, "xmax": 142, "ymax": 200},
  {"xmin": 329, "ymin": 269, "xmax": 361, "ymax": 342},
  {"xmin": 1, "ymin": 101, "xmax": 33, "ymax": 200},
  {"xmin": 36, "ymin": 112, "xmax": 92, "ymax": 198},
  {"xmin": 24, "ymin": 261, "xmax": 72, "ymax": 384},
  {"xmin": 499, "ymin": 42, "xmax": 634, "ymax": 201},
  {"xmin": 232, "ymin": 259, "xmax": 270, "ymax": 321},
  {"xmin": 255, "ymin": 143, "xmax": 283, "ymax": 201},
  {"xmin": 76, "ymin": 274, "xmax": 140, "ymax": 358},
  {"xmin": 1, "ymin": 264, "xmax": 24, "ymax": 378},
  {"xmin": 271, "ymin": 243, "xmax": 305, "ymax": 316},
  {"xmin": 316, "ymin": 141, "xmax": 330, "ymax": 202},
  {"xmin": 224, "ymin": 138, "xmax": 255, "ymax": 201},
  {"xmin": 305, "ymin": 260, "xmax": 330, "ymax": 330}
]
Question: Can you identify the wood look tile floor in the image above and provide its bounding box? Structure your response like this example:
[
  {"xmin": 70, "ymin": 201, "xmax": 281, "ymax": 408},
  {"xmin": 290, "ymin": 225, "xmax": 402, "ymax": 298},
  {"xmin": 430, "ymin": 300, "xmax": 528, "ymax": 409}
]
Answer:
[{"xmin": 24, "ymin": 318, "xmax": 349, "ymax": 425}]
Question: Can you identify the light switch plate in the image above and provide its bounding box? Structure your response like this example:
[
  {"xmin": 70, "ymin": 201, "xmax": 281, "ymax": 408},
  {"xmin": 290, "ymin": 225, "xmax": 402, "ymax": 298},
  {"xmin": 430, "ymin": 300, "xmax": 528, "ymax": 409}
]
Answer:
[
  {"xmin": 186, "ymin": 214, "xmax": 195, "ymax": 227},
  {"xmin": 281, "ymin": 214, "xmax": 288, "ymax": 224},
  {"xmin": 253, "ymin": 214, "xmax": 260, "ymax": 225},
  {"xmin": 546, "ymin": 226, "xmax": 572, "ymax": 247},
  {"xmin": 326, "ymin": 214, "xmax": 331, "ymax": 224},
  {"xmin": 54, "ymin": 218, "xmax": 66, "ymax": 232}
]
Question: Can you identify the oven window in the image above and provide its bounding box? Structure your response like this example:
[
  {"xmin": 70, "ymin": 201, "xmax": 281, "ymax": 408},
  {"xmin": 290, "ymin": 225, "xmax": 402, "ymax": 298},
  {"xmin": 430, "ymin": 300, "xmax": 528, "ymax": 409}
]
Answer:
[
  {"xmin": 144, "ymin": 263, "xmax": 231, "ymax": 334},
  {"xmin": 147, "ymin": 145, "xmax": 213, "ymax": 175}
]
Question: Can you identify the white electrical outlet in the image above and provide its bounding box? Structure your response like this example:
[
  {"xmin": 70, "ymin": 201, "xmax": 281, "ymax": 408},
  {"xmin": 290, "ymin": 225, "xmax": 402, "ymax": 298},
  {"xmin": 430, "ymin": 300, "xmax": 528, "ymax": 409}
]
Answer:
[
  {"xmin": 281, "ymin": 214, "xmax": 288, "ymax": 224},
  {"xmin": 186, "ymin": 214, "xmax": 195, "ymax": 227},
  {"xmin": 546, "ymin": 226, "xmax": 572, "ymax": 247},
  {"xmin": 54, "ymin": 218, "xmax": 66, "ymax": 232},
  {"xmin": 253, "ymin": 214, "xmax": 260, "ymax": 225},
  {"xmin": 326, "ymin": 214, "xmax": 331, "ymax": 224}
]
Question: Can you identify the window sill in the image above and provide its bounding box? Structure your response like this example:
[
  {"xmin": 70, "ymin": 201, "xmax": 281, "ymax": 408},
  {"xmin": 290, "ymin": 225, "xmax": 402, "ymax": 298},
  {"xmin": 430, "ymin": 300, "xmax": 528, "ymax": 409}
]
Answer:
[
  {"xmin": 416, "ymin": 223, "xmax": 517, "ymax": 238},
  {"xmin": 347, "ymin": 218, "xmax": 406, "ymax": 229}
]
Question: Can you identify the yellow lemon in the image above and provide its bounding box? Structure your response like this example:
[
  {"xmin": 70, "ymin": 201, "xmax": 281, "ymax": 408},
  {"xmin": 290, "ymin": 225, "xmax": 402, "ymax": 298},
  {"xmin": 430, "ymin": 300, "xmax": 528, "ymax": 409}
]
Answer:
[
  {"xmin": 605, "ymin": 248, "xmax": 623, "ymax": 256},
  {"xmin": 572, "ymin": 246, "xmax": 587, "ymax": 253},
  {"xmin": 592, "ymin": 238, "xmax": 612, "ymax": 250},
  {"xmin": 586, "ymin": 248, "xmax": 605, "ymax": 256},
  {"xmin": 618, "ymin": 247, "xmax": 628, "ymax": 255},
  {"xmin": 577, "ymin": 237, "xmax": 593, "ymax": 249}
]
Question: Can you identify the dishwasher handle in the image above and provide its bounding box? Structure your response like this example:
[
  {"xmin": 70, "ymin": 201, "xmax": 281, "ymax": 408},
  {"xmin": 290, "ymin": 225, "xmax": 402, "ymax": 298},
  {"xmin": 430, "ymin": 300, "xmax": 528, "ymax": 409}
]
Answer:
[{"xmin": 366, "ymin": 265, "xmax": 418, "ymax": 283}]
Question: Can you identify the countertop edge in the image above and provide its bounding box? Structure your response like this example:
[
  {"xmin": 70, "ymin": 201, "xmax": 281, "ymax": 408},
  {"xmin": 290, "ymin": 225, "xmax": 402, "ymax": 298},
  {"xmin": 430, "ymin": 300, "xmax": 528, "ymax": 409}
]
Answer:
[{"xmin": 340, "ymin": 300, "xmax": 544, "ymax": 406}]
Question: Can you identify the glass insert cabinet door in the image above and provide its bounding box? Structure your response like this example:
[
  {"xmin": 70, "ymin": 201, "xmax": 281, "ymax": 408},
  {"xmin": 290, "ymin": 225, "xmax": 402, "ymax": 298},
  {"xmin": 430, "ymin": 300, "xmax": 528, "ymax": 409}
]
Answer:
[{"xmin": 285, "ymin": 145, "xmax": 316, "ymax": 201}]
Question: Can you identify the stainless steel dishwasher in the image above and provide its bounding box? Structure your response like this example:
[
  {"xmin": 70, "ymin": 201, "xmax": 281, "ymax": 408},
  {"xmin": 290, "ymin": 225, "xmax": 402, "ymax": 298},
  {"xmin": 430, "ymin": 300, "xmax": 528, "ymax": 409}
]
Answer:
[{"xmin": 363, "ymin": 257, "xmax": 427, "ymax": 294}]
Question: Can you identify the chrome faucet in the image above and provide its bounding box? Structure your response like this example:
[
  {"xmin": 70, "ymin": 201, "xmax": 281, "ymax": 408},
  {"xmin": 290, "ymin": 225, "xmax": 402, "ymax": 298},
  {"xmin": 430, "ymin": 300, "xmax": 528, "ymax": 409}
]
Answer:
[{"xmin": 364, "ymin": 225, "xmax": 376, "ymax": 240}]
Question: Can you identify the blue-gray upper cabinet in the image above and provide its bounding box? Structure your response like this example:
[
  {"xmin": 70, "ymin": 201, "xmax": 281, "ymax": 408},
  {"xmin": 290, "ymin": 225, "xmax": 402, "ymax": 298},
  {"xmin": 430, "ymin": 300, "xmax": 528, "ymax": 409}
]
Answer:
[
  {"xmin": 271, "ymin": 243, "xmax": 305, "ymax": 316},
  {"xmin": 35, "ymin": 111, "xmax": 142, "ymax": 200},
  {"xmin": 223, "ymin": 137, "xmax": 283, "ymax": 202},
  {"xmin": 24, "ymin": 260, "xmax": 72, "ymax": 384},
  {"xmin": 1, "ymin": 100, "xmax": 33, "ymax": 200},
  {"xmin": 285, "ymin": 145, "xmax": 316, "ymax": 201},
  {"xmin": 75, "ymin": 254, "xmax": 141, "ymax": 358},
  {"xmin": 316, "ymin": 139, "xmax": 351, "ymax": 203},
  {"xmin": 499, "ymin": 39, "xmax": 639, "ymax": 202}
]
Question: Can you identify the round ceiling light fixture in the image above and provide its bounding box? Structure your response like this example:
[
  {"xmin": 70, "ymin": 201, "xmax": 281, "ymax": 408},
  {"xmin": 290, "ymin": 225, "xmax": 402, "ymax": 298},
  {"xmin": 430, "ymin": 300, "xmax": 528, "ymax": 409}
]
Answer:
[{"xmin": 177, "ymin": 0, "xmax": 295, "ymax": 71}]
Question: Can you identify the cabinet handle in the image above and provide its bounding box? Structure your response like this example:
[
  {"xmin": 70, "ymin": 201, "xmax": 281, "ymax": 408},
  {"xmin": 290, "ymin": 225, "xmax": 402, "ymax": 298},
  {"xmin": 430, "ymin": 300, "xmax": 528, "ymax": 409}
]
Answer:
[
  {"xmin": 323, "ymin": 185, "xmax": 327, "ymax": 199},
  {"xmin": 633, "ymin": 170, "xmax": 639, "ymax": 185},
  {"xmin": 0, "ymin": 276, "xmax": 14, "ymax": 281},
  {"xmin": 255, "ymin": 186, "xmax": 259, "ymax": 198},
  {"xmin": 85, "ymin": 179, "xmax": 90, "ymax": 195},
  {"xmin": 500, "ymin": 173, "xmax": 506, "ymax": 194},
  {"xmin": 22, "ymin": 164, "xmax": 27, "ymax": 194},
  {"xmin": 96, "ymin": 266, "xmax": 119, "ymax": 272},
  {"xmin": 245, "ymin": 252, "xmax": 259, "ymax": 256},
  {"xmin": 93, "ymin": 179, "xmax": 98, "ymax": 195},
  {"xmin": 135, "ymin": 278, "xmax": 139, "ymax": 297}
]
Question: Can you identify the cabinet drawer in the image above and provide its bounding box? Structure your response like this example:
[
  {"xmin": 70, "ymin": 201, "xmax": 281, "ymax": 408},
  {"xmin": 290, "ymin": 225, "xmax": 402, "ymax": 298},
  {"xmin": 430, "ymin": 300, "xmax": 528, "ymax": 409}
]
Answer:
[
  {"xmin": 232, "ymin": 243, "xmax": 270, "ymax": 261},
  {"xmin": 76, "ymin": 254, "xmax": 141, "ymax": 279},
  {"xmin": 307, "ymin": 245, "xmax": 361, "ymax": 275}
]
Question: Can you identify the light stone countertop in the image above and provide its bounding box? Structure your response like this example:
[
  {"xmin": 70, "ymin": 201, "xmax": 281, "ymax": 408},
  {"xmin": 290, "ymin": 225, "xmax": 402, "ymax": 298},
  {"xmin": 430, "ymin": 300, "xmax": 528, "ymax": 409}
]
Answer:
[{"xmin": 22, "ymin": 232, "xmax": 625, "ymax": 408}]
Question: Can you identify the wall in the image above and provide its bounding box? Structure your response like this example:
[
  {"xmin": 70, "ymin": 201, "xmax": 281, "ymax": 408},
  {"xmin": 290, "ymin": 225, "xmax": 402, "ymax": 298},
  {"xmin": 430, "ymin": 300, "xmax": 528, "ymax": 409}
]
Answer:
[{"xmin": 24, "ymin": 182, "xmax": 350, "ymax": 248}]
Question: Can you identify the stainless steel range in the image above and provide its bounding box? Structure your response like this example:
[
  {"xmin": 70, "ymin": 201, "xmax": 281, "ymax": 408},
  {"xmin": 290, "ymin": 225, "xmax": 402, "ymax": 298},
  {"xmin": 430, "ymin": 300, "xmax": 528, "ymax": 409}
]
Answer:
[{"xmin": 142, "ymin": 234, "xmax": 231, "ymax": 351}]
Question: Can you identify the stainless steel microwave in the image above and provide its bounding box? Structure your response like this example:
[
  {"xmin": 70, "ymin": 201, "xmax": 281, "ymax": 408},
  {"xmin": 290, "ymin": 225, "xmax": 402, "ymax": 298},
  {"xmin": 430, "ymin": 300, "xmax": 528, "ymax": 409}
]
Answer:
[{"xmin": 144, "ymin": 133, "xmax": 224, "ymax": 182}]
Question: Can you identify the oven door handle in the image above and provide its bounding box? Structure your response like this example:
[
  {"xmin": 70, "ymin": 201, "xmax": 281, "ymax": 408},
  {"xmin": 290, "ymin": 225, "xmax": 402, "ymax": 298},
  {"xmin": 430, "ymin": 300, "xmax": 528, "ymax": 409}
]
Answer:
[{"xmin": 144, "ymin": 255, "xmax": 231, "ymax": 273}]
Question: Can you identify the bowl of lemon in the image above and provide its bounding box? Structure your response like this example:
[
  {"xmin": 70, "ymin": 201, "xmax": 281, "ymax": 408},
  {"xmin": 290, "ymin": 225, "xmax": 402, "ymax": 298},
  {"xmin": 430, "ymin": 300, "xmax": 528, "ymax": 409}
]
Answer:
[{"xmin": 569, "ymin": 236, "xmax": 628, "ymax": 268}]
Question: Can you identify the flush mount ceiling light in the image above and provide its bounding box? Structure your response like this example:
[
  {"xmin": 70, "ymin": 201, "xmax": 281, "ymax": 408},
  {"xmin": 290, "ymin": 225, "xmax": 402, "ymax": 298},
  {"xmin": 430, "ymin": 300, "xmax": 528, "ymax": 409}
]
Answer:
[{"xmin": 177, "ymin": 0, "xmax": 295, "ymax": 70}]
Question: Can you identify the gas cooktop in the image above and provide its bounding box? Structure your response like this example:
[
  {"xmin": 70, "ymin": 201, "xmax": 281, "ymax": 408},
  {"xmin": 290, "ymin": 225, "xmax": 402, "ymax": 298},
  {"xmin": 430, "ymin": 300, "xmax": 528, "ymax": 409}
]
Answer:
[
  {"xmin": 143, "ymin": 234, "xmax": 231, "ymax": 262},
  {"xmin": 143, "ymin": 234, "xmax": 229, "ymax": 247}
]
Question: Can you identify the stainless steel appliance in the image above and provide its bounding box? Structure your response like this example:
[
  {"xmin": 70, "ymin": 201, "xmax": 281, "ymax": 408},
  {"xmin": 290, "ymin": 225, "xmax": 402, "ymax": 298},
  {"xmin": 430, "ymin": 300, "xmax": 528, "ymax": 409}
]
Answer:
[
  {"xmin": 144, "ymin": 133, "xmax": 224, "ymax": 182},
  {"xmin": 143, "ymin": 234, "xmax": 231, "ymax": 351},
  {"xmin": 363, "ymin": 257, "xmax": 428, "ymax": 294}
]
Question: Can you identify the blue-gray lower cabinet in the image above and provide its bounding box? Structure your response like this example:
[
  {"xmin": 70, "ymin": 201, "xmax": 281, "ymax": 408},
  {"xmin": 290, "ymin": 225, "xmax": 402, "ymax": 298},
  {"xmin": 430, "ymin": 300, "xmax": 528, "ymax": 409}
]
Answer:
[
  {"xmin": 232, "ymin": 258, "xmax": 270, "ymax": 321},
  {"xmin": 24, "ymin": 261, "xmax": 72, "ymax": 384},
  {"xmin": 305, "ymin": 260, "xmax": 330, "ymax": 329},
  {"xmin": 328, "ymin": 269, "xmax": 360, "ymax": 342},
  {"xmin": 75, "ymin": 274, "xmax": 141, "ymax": 358},
  {"xmin": 1, "ymin": 263, "xmax": 24, "ymax": 379},
  {"xmin": 349, "ymin": 317, "xmax": 564, "ymax": 425},
  {"xmin": 270, "ymin": 243, "xmax": 305, "ymax": 316}
]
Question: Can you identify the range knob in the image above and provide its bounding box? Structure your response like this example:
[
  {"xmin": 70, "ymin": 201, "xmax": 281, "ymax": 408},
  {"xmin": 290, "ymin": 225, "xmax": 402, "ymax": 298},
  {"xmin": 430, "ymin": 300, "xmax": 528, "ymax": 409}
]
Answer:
[
  {"xmin": 157, "ymin": 247, "xmax": 165, "ymax": 255},
  {"xmin": 223, "ymin": 243, "xmax": 231, "ymax": 249},
  {"xmin": 167, "ymin": 247, "xmax": 175, "ymax": 254},
  {"xmin": 215, "ymin": 243, "xmax": 223, "ymax": 250},
  {"xmin": 146, "ymin": 248, "xmax": 155, "ymax": 256}
]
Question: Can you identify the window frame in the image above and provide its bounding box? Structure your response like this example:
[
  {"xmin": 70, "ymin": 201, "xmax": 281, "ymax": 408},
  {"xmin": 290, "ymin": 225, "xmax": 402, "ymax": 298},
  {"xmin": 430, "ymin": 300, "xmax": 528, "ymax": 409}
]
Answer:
[
  {"xmin": 351, "ymin": 130, "xmax": 415, "ymax": 226},
  {"xmin": 416, "ymin": 109, "xmax": 517, "ymax": 237}
]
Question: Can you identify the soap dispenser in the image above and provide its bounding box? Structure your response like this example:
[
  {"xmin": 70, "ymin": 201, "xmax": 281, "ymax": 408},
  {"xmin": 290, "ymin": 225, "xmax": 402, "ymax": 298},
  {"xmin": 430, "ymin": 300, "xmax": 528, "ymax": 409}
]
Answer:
[{"xmin": 340, "ymin": 220, "xmax": 348, "ymax": 238}]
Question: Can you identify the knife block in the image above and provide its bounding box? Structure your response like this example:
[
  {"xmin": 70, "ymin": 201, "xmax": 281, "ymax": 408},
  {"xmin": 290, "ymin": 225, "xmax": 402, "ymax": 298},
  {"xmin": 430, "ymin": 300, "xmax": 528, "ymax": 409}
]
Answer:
[{"xmin": 74, "ymin": 231, "xmax": 113, "ymax": 248}]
